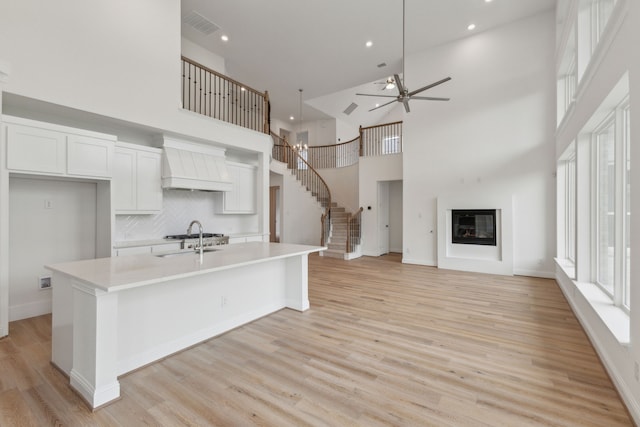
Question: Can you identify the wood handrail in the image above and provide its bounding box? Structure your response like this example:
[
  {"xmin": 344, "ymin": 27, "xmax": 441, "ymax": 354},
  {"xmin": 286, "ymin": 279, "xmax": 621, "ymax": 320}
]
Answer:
[
  {"xmin": 271, "ymin": 133, "xmax": 332, "ymax": 196},
  {"xmin": 360, "ymin": 120, "xmax": 403, "ymax": 131},
  {"xmin": 346, "ymin": 207, "xmax": 364, "ymax": 253},
  {"xmin": 181, "ymin": 56, "xmax": 266, "ymax": 97},
  {"xmin": 303, "ymin": 136, "xmax": 360, "ymax": 150},
  {"xmin": 271, "ymin": 132, "xmax": 333, "ymax": 246},
  {"xmin": 181, "ymin": 56, "xmax": 269, "ymax": 134}
]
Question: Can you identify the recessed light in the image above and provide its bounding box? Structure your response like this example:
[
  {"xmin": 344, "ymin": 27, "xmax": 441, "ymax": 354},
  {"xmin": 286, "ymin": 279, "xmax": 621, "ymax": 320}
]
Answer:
[
  {"xmin": 375, "ymin": 103, "xmax": 380, "ymax": 107},
  {"xmin": 467, "ymin": 23, "xmax": 476, "ymax": 31},
  {"xmin": 485, "ymin": 0, "xmax": 493, "ymax": 3},
  {"xmin": 365, "ymin": 41, "xmax": 373, "ymax": 48},
  {"xmin": 290, "ymin": 116, "xmax": 295, "ymax": 121},
  {"xmin": 221, "ymin": 34, "xmax": 229, "ymax": 42}
]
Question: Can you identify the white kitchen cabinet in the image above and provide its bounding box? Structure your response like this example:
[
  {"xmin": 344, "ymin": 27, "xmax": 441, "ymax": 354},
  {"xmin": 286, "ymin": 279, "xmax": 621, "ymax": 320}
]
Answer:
[
  {"xmin": 113, "ymin": 142, "xmax": 162, "ymax": 214},
  {"xmin": 217, "ymin": 162, "xmax": 257, "ymax": 214},
  {"xmin": 67, "ymin": 135, "xmax": 114, "ymax": 178},
  {"xmin": 5, "ymin": 116, "xmax": 116, "ymax": 180},
  {"xmin": 6, "ymin": 124, "xmax": 66, "ymax": 175}
]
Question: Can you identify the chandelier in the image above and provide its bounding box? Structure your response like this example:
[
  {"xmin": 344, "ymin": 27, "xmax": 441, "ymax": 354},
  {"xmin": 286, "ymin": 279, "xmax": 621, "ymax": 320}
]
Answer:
[{"xmin": 294, "ymin": 88, "xmax": 308, "ymax": 151}]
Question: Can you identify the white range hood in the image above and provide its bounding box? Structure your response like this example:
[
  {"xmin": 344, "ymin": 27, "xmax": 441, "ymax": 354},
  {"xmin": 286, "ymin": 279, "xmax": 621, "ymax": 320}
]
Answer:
[{"xmin": 161, "ymin": 137, "xmax": 232, "ymax": 192}]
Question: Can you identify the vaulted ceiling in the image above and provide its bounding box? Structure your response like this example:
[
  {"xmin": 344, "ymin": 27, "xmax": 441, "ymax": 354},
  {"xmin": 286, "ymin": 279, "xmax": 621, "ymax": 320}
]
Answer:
[{"xmin": 181, "ymin": 0, "xmax": 556, "ymax": 127}]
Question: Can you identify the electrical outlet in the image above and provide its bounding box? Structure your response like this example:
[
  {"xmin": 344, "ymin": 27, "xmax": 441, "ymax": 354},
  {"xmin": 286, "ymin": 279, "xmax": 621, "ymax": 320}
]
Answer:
[
  {"xmin": 221, "ymin": 296, "xmax": 228, "ymax": 308},
  {"xmin": 634, "ymin": 362, "xmax": 639, "ymax": 382},
  {"xmin": 39, "ymin": 276, "xmax": 52, "ymax": 290}
]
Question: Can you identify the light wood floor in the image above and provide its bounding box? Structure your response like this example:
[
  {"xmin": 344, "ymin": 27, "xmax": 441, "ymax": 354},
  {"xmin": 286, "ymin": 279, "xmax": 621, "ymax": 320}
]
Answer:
[{"xmin": 0, "ymin": 253, "xmax": 633, "ymax": 426}]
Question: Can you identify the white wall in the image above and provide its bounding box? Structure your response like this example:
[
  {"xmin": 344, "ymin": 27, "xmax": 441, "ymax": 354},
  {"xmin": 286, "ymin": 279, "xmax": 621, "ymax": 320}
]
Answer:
[
  {"xmin": 402, "ymin": 12, "xmax": 556, "ymax": 275},
  {"xmin": 555, "ymin": 0, "xmax": 640, "ymax": 422},
  {"xmin": 181, "ymin": 37, "xmax": 226, "ymax": 74},
  {"xmin": 270, "ymin": 162, "xmax": 324, "ymax": 246},
  {"xmin": 9, "ymin": 177, "xmax": 97, "ymax": 321},
  {"xmin": 315, "ymin": 164, "xmax": 359, "ymax": 213},
  {"xmin": 307, "ymin": 119, "xmax": 337, "ymax": 146},
  {"xmin": 389, "ymin": 180, "xmax": 403, "ymax": 253},
  {"xmin": 335, "ymin": 117, "xmax": 359, "ymax": 144},
  {"xmin": 359, "ymin": 154, "xmax": 403, "ymax": 256},
  {"xmin": 0, "ymin": 0, "xmax": 270, "ymax": 154}
]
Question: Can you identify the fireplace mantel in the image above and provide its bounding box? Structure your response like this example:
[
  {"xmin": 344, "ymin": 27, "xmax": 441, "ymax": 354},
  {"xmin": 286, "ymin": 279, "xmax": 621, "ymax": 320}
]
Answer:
[{"xmin": 436, "ymin": 193, "xmax": 513, "ymax": 275}]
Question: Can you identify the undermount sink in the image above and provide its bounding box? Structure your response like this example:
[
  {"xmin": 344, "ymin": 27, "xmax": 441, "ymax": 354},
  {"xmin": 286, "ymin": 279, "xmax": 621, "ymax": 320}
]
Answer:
[{"xmin": 154, "ymin": 248, "xmax": 221, "ymax": 258}]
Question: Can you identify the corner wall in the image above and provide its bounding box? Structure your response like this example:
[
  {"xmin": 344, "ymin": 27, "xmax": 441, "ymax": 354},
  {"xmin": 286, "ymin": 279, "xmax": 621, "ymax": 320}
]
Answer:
[
  {"xmin": 402, "ymin": 12, "xmax": 556, "ymax": 276},
  {"xmin": 359, "ymin": 154, "xmax": 403, "ymax": 256}
]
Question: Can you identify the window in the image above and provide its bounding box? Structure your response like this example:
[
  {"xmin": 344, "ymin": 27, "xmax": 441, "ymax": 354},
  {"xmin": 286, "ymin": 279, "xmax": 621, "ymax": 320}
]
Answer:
[
  {"xmin": 557, "ymin": 25, "xmax": 576, "ymax": 125},
  {"xmin": 595, "ymin": 116, "xmax": 615, "ymax": 294},
  {"xmin": 382, "ymin": 136, "xmax": 401, "ymax": 155},
  {"xmin": 591, "ymin": 0, "xmax": 617, "ymax": 51},
  {"xmin": 564, "ymin": 150, "xmax": 577, "ymax": 263},
  {"xmin": 592, "ymin": 97, "xmax": 630, "ymax": 310},
  {"xmin": 558, "ymin": 74, "xmax": 630, "ymax": 319},
  {"xmin": 623, "ymin": 104, "xmax": 631, "ymax": 309}
]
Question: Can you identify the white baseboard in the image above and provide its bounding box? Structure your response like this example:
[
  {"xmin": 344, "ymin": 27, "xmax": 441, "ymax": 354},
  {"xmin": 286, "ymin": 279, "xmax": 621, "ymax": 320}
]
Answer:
[
  {"xmin": 402, "ymin": 257, "xmax": 436, "ymax": 267},
  {"xmin": 9, "ymin": 299, "xmax": 51, "ymax": 322},
  {"xmin": 513, "ymin": 268, "xmax": 556, "ymax": 279}
]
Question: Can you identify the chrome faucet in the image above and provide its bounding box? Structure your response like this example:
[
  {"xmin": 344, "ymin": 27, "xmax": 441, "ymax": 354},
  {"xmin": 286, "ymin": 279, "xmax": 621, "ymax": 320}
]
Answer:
[{"xmin": 187, "ymin": 220, "xmax": 204, "ymax": 260}]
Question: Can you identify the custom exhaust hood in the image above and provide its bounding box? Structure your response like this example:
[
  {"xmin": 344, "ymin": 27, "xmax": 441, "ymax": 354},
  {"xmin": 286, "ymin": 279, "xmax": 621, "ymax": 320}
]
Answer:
[{"xmin": 161, "ymin": 137, "xmax": 233, "ymax": 192}]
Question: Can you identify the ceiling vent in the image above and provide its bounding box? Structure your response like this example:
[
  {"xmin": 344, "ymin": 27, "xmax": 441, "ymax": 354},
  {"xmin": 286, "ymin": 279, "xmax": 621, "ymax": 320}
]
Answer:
[
  {"xmin": 182, "ymin": 11, "xmax": 220, "ymax": 35},
  {"xmin": 343, "ymin": 102, "xmax": 358, "ymax": 115}
]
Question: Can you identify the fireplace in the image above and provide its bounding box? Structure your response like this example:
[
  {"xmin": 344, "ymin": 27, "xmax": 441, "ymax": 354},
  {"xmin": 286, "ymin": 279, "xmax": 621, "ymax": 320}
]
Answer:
[{"xmin": 451, "ymin": 209, "xmax": 496, "ymax": 246}]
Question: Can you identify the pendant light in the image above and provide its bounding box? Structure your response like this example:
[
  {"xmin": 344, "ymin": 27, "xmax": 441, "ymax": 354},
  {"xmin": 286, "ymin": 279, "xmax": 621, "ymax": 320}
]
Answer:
[{"xmin": 295, "ymin": 88, "xmax": 308, "ymax": 151}]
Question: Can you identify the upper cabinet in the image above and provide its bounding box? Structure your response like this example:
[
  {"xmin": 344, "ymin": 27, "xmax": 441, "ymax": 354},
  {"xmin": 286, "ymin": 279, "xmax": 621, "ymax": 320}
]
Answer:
[
  {"xmin": 4, "ymin": 116, "xmax": 116, "ymax": 179},
  {"xmin": 113, "ymin": 142, "xmax": 162, "ymax": 214},
  {"xmin": 217, "ymin": 161, "xmax": 257, "ymax": 214}
]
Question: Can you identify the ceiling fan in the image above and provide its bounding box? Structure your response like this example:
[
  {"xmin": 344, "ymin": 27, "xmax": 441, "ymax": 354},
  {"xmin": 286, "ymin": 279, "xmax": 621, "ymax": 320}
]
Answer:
[
  {"xmin": 374, "ymin": 76, "xmax": 396, "ymax": 90},
  {"xmin": 356, "ymin": 0, "xmax": 451, "ymax": 112}
]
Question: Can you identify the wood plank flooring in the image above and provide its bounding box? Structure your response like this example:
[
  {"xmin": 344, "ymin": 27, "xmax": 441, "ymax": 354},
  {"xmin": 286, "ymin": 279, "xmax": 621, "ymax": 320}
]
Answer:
[{"xmin": 0, "ymin": 253, "xmax": 633, "ymax": 426}]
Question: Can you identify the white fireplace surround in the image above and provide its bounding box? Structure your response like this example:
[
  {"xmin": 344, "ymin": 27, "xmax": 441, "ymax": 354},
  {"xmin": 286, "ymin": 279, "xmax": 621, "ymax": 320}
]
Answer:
[{"xmin": 437, "ymin": 193, "xmax": 514, "ymax": 275}]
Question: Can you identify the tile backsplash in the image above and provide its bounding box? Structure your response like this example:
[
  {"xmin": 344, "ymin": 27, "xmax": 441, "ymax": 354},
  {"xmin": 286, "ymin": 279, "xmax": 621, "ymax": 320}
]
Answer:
[{"xmin": 114, "ymin": 190, "xmax": 258, "ymax": 241}]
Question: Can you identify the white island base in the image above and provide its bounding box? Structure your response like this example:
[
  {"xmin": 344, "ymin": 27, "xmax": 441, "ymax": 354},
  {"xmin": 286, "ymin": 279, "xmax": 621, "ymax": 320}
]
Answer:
[{"xmin": 46, "ymin": 242, "xmax": 324, "ymax": 409}]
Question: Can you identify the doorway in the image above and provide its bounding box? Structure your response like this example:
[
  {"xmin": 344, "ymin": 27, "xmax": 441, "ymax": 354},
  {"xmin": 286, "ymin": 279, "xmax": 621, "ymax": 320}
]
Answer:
[
  {"xmin": 377, "ymin": 180, "xmax": 403, "ymax": 256},
  {"xmin": 269, "ymin": 185, "xmax": 280, "ymax": 242}
]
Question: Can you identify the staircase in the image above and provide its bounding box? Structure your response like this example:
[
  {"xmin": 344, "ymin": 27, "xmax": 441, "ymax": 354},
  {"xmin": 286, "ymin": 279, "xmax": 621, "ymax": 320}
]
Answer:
[
  {"xmin": 322, "ymin": 205, "xmax": 348, "ymax": 259},
  {"xmin": 272, "ymin": 133, "xmax": 362, "ymax": 259}
]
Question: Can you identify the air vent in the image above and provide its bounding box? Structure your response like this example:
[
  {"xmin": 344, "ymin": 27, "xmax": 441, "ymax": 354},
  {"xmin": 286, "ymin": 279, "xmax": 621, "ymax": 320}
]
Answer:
[
  {"xmin": 377, "ymin": 62, "xmax": 387, "ymax": 68},
  {"xmin": 343, "ymin": 102, "xmax": 358, "ymax": 115},
  {"xmin": 182, "ymin": 11, "xmax": 220, "ymax": 35}
]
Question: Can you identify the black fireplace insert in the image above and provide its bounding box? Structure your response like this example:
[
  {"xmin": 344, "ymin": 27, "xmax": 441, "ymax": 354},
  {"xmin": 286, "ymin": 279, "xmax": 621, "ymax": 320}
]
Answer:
[{"xmin": 451, "ymin": 209, "xmax": 496, "ymax": 246}]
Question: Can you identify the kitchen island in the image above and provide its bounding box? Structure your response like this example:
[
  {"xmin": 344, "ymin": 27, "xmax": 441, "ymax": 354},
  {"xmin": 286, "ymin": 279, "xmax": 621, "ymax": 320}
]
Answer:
[{"xmin": 46, "ymin": 242, "xmax": 324, "ymax": 409}]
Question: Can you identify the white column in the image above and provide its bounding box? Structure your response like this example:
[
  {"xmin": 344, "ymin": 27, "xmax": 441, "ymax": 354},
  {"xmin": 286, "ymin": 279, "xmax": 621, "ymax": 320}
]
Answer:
[
  {"xmin": 284, "ymin": 254, "xmax": 310, "ymax": 311},
  {"xmin": 69, "ymin": 282, "xmax": 120, "ymax": 409},
  {"xmin": 0, "ymin": 60, "xmax": 9, "ymax": 337}
]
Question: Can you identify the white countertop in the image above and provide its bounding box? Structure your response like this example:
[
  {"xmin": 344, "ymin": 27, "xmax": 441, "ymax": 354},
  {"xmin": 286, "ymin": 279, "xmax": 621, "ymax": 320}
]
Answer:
[
  {"xmin": 47, "ymin": 242, "xmax": 325, "ymax": 292},
  {"xmin": 114, "ymin": 232, "xmax": 266, "ymax": 248}
]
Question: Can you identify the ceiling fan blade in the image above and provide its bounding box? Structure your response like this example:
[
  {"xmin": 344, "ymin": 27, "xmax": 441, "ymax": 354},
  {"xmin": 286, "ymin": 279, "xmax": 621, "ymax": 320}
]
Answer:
[
  {"xmin": 411, "ymin": 96, "xmax": 450, "ymax": 101},
  {"xmin": 356, "ymin": 93, "xmax": 399, "ymax": 98},
  {"xmin": 393, "ymin": 73, "xmax": 405, "ymax": 95},
  {"xmin": 407, "ymin": 77, "xmax": 452, "ymax": 97},
  {"xmin": 402, "ymin": 98, "xmax": 410, "ymax": 113},
  {"xmin": 368, "ymin": 99, "xmax": 398, "ymax": 112}
]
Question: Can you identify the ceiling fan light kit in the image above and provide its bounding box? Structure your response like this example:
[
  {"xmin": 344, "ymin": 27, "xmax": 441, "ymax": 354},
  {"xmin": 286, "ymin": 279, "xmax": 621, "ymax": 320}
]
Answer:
[{"xmin": 356, "ymin": 0, "xmax": 451, "ymax": 112}]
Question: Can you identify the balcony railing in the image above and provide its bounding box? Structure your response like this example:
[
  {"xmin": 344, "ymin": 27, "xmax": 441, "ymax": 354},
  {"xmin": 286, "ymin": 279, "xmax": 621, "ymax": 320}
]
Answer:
[
  {"xmin": 181, "ymin": 56, "xmax": 269, "ymax": 134},
  {"xmin": 359, "ymin": 121, "xmax": 403, "ymax": 157},
  {"xmin": 277, "ymin": 121, "xmax": 403, "ymax": 171}
]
